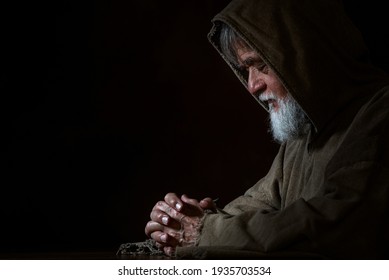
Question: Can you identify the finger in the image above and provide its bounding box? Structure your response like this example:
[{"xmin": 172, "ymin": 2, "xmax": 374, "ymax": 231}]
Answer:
[
  {"xmin": 150, "ymin": 209, "xmax": 181, "ymax": 230},
  {"xmin": 145, "ymin": 220, "xmax": 164, "ymax": 237},
  {"xmin": 181, "ymin": 194, "xmax": 200, "ymax": 206},
  {"xmin": 148, "ymin": 228, "xmax": 180, "ymax": 247},
  {"xmin": 150, "ymin": 231, "xmax": 180, "ymax": 248},
  {"xmin": 199, "ymin": 197, "xmax": 217, "ymax": 212},
  {"xmin": 150, "ymin": 231, "xmax": 167, "ymax": 244},
  {"xmin": 164, "ymin": 192, "xmax": 184, "ymax": 212},
  {"xmin": 146, "ymin": 221, "xmax": 182, "ymax": 247},
  {"xmin": 153, "ymin": 201, "xmax": 186, "ymax": 224},
  {"xmin": 181, "ymin": 194, "xmax": 203, "ymax": 216},
  {"xmin": 145, "ymin": 220, "xmax": 181, "ymax": 238}
]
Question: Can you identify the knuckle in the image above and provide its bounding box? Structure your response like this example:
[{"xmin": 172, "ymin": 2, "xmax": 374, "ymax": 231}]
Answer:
[
  {"xmin": 157, "ymin": 212, "xmax": 165, "ymax": 222},
  {"xmin": 164, "ymin": 192, "xmax": 177, "ymax": 202},
  {"xmin": 168, "ymin": 230, "xmax": 182, "ymax": 240},
  {"xmin": 151, "ymin": 210, "xmax": 161, "ymax": 221},
  {"xmin": 152, "ymin": 202, "xmax": 161, "ymax": 211},
  {"xmin": 157, "ymin": 201, "xmax": 165, "ymax": 208}
]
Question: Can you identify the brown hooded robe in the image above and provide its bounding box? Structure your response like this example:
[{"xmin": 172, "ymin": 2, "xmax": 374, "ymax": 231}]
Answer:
[{"xmin": 176, "ymin": 0, "xmax": 389, "ymax": 259}]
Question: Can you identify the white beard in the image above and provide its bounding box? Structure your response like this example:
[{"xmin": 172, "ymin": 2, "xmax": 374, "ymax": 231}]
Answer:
[{"xmin": 261, "ymin": 93, "xmax": 310, "ymax": 143}]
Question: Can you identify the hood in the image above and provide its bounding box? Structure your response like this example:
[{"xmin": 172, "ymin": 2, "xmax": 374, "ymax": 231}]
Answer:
[{"xmin": 208, "ymin": 0, "xmax": 389, "ymax": 133}]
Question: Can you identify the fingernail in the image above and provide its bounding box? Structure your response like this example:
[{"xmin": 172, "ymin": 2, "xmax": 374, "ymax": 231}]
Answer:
[
  {"xmin": 162, "ymin": 216, "xmax": 169, "ymax": 225},
  {"xmin": 176, "ymin": 203, "xmax": 182, "ymax": 211},
  {"xmin": 161, "ymin": 234, "xmax": 167, "ymax": 243}
]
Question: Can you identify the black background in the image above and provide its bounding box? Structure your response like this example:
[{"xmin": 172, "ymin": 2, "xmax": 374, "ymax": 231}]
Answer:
[{"xmin": 2, "ymin": 0, "xmax": 388, "ymax": 254}]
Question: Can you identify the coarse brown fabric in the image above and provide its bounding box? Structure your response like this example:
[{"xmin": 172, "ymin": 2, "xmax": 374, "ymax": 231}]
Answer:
[{"xmin": 176, "ymin": 0, "xmax": 389, "ymax": 259}]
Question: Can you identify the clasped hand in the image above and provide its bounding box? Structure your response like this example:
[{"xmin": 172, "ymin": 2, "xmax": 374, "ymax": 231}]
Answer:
[{"xmin": 145, "ymin": 193, "xmax": 216, "ymax": 256}]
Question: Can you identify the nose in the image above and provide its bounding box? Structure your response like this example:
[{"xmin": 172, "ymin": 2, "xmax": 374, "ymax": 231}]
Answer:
[{"xmin": 247, "ymin": 67, "xmax": 266, "ymax": 96}]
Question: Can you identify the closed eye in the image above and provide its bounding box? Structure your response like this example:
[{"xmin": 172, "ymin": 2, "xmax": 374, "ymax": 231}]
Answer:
[{"xmin": 239, "ymin": 58, "xmax": 268, "ymax": 74}]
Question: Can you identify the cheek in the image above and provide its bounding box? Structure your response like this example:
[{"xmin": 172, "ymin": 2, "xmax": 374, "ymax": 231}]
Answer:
[
  {"xmin": 276, "ymin": 84, "xmax": 288, "ymax": 99},
  {"xmin": 268, "ymin": 80, "xmax": 286, "ymax": 97},
  {"xmin": 268, "ymin": 72, "xmax": 288, "ymax": 98}
]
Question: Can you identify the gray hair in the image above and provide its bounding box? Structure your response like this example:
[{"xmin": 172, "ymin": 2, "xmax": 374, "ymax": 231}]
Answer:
[{"xmin": 219, "ymin": 23, "xmax": 249, "ymax": 67}]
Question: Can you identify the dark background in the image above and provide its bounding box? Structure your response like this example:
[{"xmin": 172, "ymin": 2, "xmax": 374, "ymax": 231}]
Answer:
[{"xmin": 2, "ymin": 0, "xmax": 388, "ymax": 254}]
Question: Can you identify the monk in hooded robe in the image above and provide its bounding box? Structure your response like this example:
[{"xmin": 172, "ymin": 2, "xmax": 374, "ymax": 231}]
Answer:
[{"xmin": 144, "ymin": 0, "xmax": 389, "ymax": 259}]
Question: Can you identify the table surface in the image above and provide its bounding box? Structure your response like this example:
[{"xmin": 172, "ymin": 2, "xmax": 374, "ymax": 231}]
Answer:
[{"xmin": 0, "ymin": 251, "xmax": 171, "ymax": 260}]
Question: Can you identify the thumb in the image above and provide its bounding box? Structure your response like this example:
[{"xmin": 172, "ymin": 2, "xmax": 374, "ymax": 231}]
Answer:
[{"xmin": 199, "ymin": 197, "xmax": 217, "ymax": 213}]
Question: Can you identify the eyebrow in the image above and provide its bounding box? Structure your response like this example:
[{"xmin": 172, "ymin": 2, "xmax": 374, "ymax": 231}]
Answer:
[{"xmin": 238, "ymin": 56, "xmax": 265, "ymax": 71}]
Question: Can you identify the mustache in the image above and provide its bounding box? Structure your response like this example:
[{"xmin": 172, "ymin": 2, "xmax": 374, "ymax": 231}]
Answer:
[
  {"xmin": 258, "ymin": 92, "xmax": 277, "ymax": 102},
  {"xmin": 259, "ymin": 92, "xmax": 290, "ymax": 110}
]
